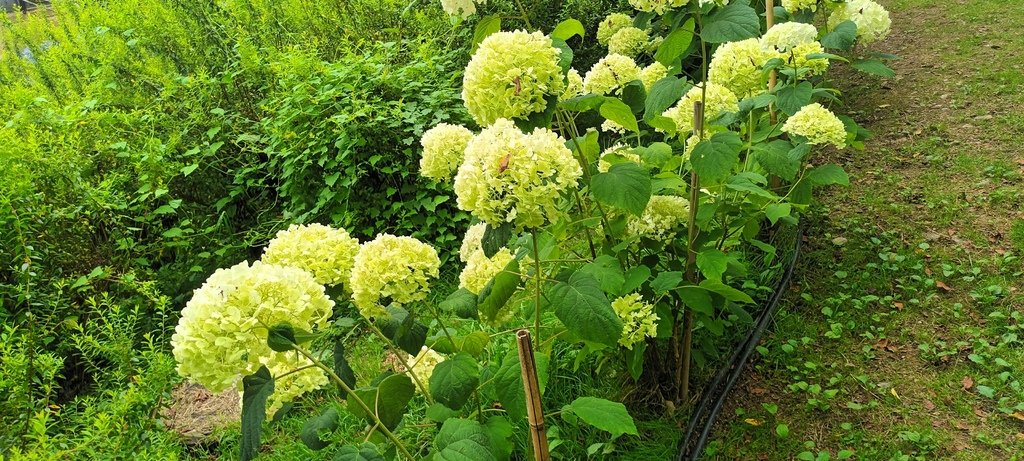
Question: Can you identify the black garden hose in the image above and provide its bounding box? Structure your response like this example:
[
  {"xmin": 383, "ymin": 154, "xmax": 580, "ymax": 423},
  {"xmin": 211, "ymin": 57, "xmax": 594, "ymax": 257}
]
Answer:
[{"xmin": 676, "ymin": 225, "xmax": 805, "ymax": 460}]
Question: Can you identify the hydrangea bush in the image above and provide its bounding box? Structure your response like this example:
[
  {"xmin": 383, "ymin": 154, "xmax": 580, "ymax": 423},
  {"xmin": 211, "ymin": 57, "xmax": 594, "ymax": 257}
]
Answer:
[{"xmin": 171, "ymin": 0, "xmax": 896, "ymax": 458}]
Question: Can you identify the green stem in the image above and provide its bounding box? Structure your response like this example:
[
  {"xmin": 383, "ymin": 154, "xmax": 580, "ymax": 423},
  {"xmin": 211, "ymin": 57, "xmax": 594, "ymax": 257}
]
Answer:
[
  {"xmin": 366, "ymin": 322, "xmax": 435, "ymax": 404},
  {"xmin": 511, "ymin": 0, "xmax": 533, "ymax": 29}
]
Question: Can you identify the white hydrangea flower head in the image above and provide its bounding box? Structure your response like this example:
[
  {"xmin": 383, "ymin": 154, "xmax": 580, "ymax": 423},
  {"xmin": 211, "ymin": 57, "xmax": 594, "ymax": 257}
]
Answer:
[
  {"xmin": 601, "ymin": 119, "xmax": 628, "ymax": 134},
  {"xmin": 629, "ymin": 0, "xmax": 688, "ymax": 14},
  {"xmin": 349, "ymin": 234, "xmax": 441, "ymax": 319},
  {"xmin": 459, "ymin": 247, "xmax": 514, "ymax": 294},
  {"xmin": 261, "ymin": 354, "xmax": 330, "ymax": 417},
  {"xmin": 171, "ymin": 261, "xmax": 334, "ymax": 412},
  {"xmin": 598, "ymin": 145, "xmax": 641, "ymax": 173},
  {"xmin": 261, "ymin": 223, "xmax": 360, "ymax": 288},
  {"xmin": 409, "ymin": 346, "xmax": 445, "ymax": 394},
  {"xmin": 782, "ymin": 103, "xmax": 847, "ymax": 149},
  {"xmin": 462, "ymin": 30, "xmax": 565, "ymax": 126},
  {"xmin": 612, "ymin": 293, "xmax": 659, "ymax": 349},
  {"xmin": 440, "ymin": 0, "xmax": 477, "ymax": 19},
  {"xmin": 583, "ymin": 54, "xmax": 641, "ymax": 96},
  {"xmin": 640, "ymin": 62, "xmax": 668, "ymax": 90},
  {"xmin": 627, "ymin": 195, "xmax": 690, "ymax": 240},
  {"xmin": 787, "ymin": 41, "xmax": 829, "ymax": 75},
  {"xmin": 662, "ymin": 83, "xmax": 739, "ymax": 135},
  {"xmin": 454, "ymin": 119, "xmax": 583, "ymax": 229},
  {"xmin": 419, "ymin": 123, "xmax": 474, "ymax": 182},
  {"xmin": 696, "ymin": 0, "xmax": 730, "ymax": 6},
  {"xmin": 459, "ymin": 222, "xmax": 488, "ymax": 263},
  {"xmin": 761, "ymin": 22, "xmax": 819, "ymax": 52},
  {"xmin": 827, "ymin": 0, "xmax": 891, "ymax": 44},
  {"xmin": 560, "ymin": 68, "xmax": 585, "ymax": 102},
  {"xmin": 608, "ymin": 27, "xmax": 650, "ymax": 58},
  {"xmin": 647, "ymin": 35, "xmax": 665, "ymax": 54},
  {"xmin": 782, "ymin": 0, "xmax": 817, "ymax": 12},
  {"xmin": 597, "ymin": 13, "xmax": 633, "ymax": 45},
  {"xmin": 708, "ymin": 38, "xmax": 774, "ymax": 98}
]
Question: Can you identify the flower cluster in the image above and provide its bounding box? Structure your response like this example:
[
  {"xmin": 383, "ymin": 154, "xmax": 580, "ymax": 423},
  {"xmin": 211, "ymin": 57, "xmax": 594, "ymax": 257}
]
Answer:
[
  {"xmin": 760, "ymin": 22, "xmax": 818, "ymax": 52},
  {"xmin": 261, "ymin": 223, "xmax": 360, "ymax": 288},
  {"xmin": 827, "ymin": 0, "xmax": 891, "ymax": 44},
  {"xmin": 454, "ymin": 119, "xmax": 583, "ymax": 229},
  {"xmin": 787, "ymin": 41, "xmax": 829, "ymax": 75},
  {"xmin": 639, "ymin": 62, "xmax": 668, "ymax": 90},
  {"xmin": 608, "ymin": 27, "xmax": 649, "ymax": 58},
  {"xmin": 612, "ymin": 294, "xmax": 659, "ymax": 350},
  {"xmin": 457, "ymin": 223, "xmax": 515, "ymax": 294},
  {"xmin": 409, "ymin": 346, "xmax": 445, "ymax": 394},
  {"xmin": 561, "ymin": 68, "xmax": 584, "ymax": 101},
  {"xmin": 462, "ymin": 30, "xmax": 564, "ymax": 126},
  {"xmin": 627, "ymin": 195, "xmax": 690, "ymax": 240},
  {"xmin": 349, "ymin": 234, "xmax": 441, "ymax": 319},
  {"xmin": 583, "ymin": 54, "xmax": 641, "ymax": 96},
  {"xmin": 171, "ymin": 261, "xmax": 334, "ymax": 415},
  {"xmin": 597, "ymin": 145, "xmax": 640, "ymax": 173},
  {"xmin": 663, "ymin": 83, "xmax": 739, "ymax": 135},
  {"xmin": 782, "ymin": 103, "xmax": 847, "ymax": 149},
  {"xmin": 597, "ymin": 13, "xmax": 633, "ymax": 45},
  {"xmin": 708, "ymin": 38, "xmax": 774, "ymax": 98},
  {"xmin": 459, "ymin": 222, "xmax": 488, "ymax": 262},
  {"xmin": 420, "ymin": 123, "xmax": 474, "ymax": 182},
  {"xmin": 439, "ymin": 0, "xmax": 477, "ymax": 19},
  {"xmin": 628, "ymin": 0, "xmax": 686, "ymax": 15},
  {"xmin": 782, "ymin": 0, "xmax": 817, "ymax": 12}
]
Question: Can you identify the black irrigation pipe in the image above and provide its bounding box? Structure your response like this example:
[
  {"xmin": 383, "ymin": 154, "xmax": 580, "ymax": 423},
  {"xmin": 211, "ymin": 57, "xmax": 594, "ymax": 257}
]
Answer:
[{"xmin": 675, "ymin": 225, "xmax": 805, "ymax": 461}]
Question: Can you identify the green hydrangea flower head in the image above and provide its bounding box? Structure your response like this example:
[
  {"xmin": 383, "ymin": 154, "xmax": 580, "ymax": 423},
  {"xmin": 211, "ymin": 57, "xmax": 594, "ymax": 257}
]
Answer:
[
  {"xmin": 409, "ymin": 346, "xmax": 445, "ymax": 394},
  {"xmin": 639, "ymin": 62, "xmax": 668, "ymax": 90},
  {"xmin": 454, "ymin": 119, "xmax": 583, "ymax": 230},
  {"xmin": 782, "ymin": 103, "xmax": 847, "ymax": 149},
  {"xmin": 827, "ymin": 0, "xmax": 891, "ymax": 44},
  {"xmin": 608, "ymin": 27, "xmax": 650, "ymax": 58},
  {"xmin": 420, "ymin": 123, "xmax": 474, "ymax": 182},
  {"xmin": 462, "ymin": 30, "xmax": 565, "ymax": 126},
  {"xmin": 787, "ymin": 41, "xmax": 829, "ymax": 75},
  {"xmin": 261, "ymin": 223, "xmax": 360, "ymax": 287},
  {"xmin": 171, "ymin": 261, "xmax": 334, "ymax": 415},
  {"xmin": 583, "ymin": 54, "xmax": 641, "ymax": 96},
  {"xmin": 560, "ymin": 68, "xmax": 585, "ymax": 101},
  {"xmin": 613, "ymin": 293, "xmax": 659, "ymax": 349},
  {"xmin": 349, "ymin": 234, "xmax": 441, "ymax": 319},
  {"xmin": 662, "ymin": 83, "xmax": 739, "ymax": 135},
  {"xmin": 761, "ymin": 22, "xmax": 819, "ymax": 52},
  {"xmin": 597, "ymin": 13, "xmax": 633, "ymax": 45},
  {"xmin": 459, "ymin": 247, "xmax": 514, "ymax": 295},
  {"xmin": 708, "ymin": 38, "xmax": 774, "ymax": 98},
  {"xmin": 459, "ymin": 223, "xmax": 488, "ymax": 263},
  {"xmin": 629, "ymin": 0, "xmax": 688, "ymax": 15},
  {"xmin": 598, "ymin": 144, "xmax": 640, "ymax": 173},
  {"xmin": 440, "ymin": 0, "xmax": 477, "ymax": 19},
  {"xmin": 782, "ymin": 0, "xmax": 817, "ymax": 12},
  {"xmin": 627, "ymin": 195, "xmax": 690, "ymax": 240}
]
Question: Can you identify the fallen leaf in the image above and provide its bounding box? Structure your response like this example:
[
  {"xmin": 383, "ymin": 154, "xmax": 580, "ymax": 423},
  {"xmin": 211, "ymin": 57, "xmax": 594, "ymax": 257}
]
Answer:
[
  {"xmin": 932, "ymin": 420, "xmax": 942, "ymax": 428},
  {"xmin": 744, "ymin": 418, "xmax": 763, "ymax": 426},
  {"xmin": 925, "ymin": 266, "xmax": 933, "ymax": 276},
  {"xmin": 936, "ymin": 280, "xmax": 952, "ymax": 292},
  {"xmin": 923, "ymin": 399, "xmax": 936, "ymax": 411},
  {"xmin": 1016, "ymin": 433, "xmax": 1024, "ymax": 441},
  {"xmin": 750, "ymin": 387, "xmax": 768, "ymax": 395},
  {"xmin": 962, "ymin": 376, "xmax": 974, "ymax": 391},
  {"xmin": 893, "ymin": 301, "xmax": 905, "ymax": 310},
  {"xmin": 890, "ymin": 388, "xmax": 901, "ymax": 400},
  {"xmin": 954, "ymin": 421, "xmax": 970, "ymax": 431},
  {"xmin": 1009, "ymin": 412, "xmax": 1024, "ymax": 422},
  {"xmin": 974, "ymin": 407, "xmax": 987, "ymax": 418}
]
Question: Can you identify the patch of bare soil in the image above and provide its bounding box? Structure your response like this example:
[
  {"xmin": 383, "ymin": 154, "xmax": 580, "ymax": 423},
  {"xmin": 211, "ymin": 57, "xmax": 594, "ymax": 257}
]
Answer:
[{"xmin": 161, "ymin": 382, "xmax": 239, "ymax": 445}]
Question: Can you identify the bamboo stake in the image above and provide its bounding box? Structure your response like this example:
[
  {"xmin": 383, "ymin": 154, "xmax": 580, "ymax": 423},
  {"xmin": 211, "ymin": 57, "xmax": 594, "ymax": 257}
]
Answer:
[
  {"xmin": 680, "ymin": 101, "xmax": 705, "ymax": 404},
  {"xmin": 516, "ymin": 329, "xmax": 550, "ymax": 461}
]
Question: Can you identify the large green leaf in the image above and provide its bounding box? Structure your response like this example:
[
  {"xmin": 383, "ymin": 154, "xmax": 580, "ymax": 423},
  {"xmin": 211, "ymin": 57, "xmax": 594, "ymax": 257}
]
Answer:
[
  {"xmin": 549, "ymin": 271, "xmax": 623, "ymax": 347},
  {"xmin": 754, "ymin": 140, "xmax": 803, "ymax": 182},
  {"xmin": 432, "ymin": 418, "xmax": 497, "ymax": 461},
  {"xmin": 820, "ymin": 20, "xmax": 857, "ymax": 51},
  {"xmin": 491, "ymin": 349, "xmax": 550, "ymax": 421},
  {"xmin": 650, "ymin": 271, "xmax": 683, "ymax": 294},
  {"xmin": 301, "ymin": 407, "xmax": 340, "ymax": 450},
  {"xmin": 691, "ymin": 131, "xmax": 743, "ymax": 184},
  {"xmin": 599, "ymin": 98, "xmax": 639, "ymax": 133},
  {"xmin": 481, "ymin": 222, "xmax": 513, "ymax": 258},
  {"xmin": 560, "ymin": 93, "xmax": 605, "ymax": 113},
  {"xmin": 565, "ymin": 129, "xmax": 601, "ymax": 162},
  {"xmin": 807, "ymin": 164, "xmax": 850, "ymax": 186},
  {"xmin": 333, "ymin": 341, "xmax": 357, "ymax": 390},
  {"xmin": 429, "ymin": 353, "xmax": 480, "ymax": 410},
  {"xmin": 379, "ymin": 306, "xmax": 427, "ymax": 356},
  {"xmin": 477, "ymin": 258, "xmax": 521, "ymax": 322},
  {"xmin": 621, "ymin": 81, "xmax": 647, "ymax": 114},
  {"xmin": 765, "ymin": 203, "xmax": 791, "ymax": 225},
  {"xmin": 564, "ymin": 397, "xmax": 638, "ymax": 437},
  {"xmin": 677, "ymin": 286, "xmax": 714, "ymax": 316},
  {"xmin": 851, "ymin": 58, "xmax": 896, "ymax": 78},
  {"xmin": 776, "ymin": 81, "xmax": 813, "ymax": 116},
  {"xmin": 591, "ymin": 162, "xmax": 652, "ymax": 216},
  {"xmin": 644, "ymin": 77, "xmax": 690, "ymax": 121},
  {"xmin": 696, "ymin": 249, "xmax": 728, "ymax": 281},
  {"xmin": 347, "ymin": 374, "xmax": 415, "ymax": 431},
  {"xmin": 551, "ymin": 18, "xmax": 585, "ymax": 41},
  {"xmin": 701, "ymin": 2, "xmax": 760, "ymax": 43},
  {"xmin": 654, "ymin": 20, "xmax": 695, "ymax": 66},
  {"xmin": 482, "ymin": 417, "xmax": 514, "ymax": 461},
  {"xmin": 472, "ymin": 16, "xmax": 501, "ymax": 52},
  {"xmin": 241, "ymin": 366, "xmax": 274, "ymax": 461},
  {"xmin": 440, "ymin": 289, "xmax": 479, "ymax": 320},
  {"xmin": 333, "ymin": 443, "xmax": 385, "ymax": 461},
  {"xmin": 580, "ymin": 255, "xmax": 625, "ymax": 294}
]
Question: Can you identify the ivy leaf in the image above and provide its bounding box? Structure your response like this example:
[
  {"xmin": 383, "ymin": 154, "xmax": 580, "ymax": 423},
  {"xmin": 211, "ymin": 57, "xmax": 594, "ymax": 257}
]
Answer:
[
  {"xmin": 477, "ymin": 258, "xmax": 521, "ymax": 322},
  {"xmin": 333, "ymin": 341, "xmax": 357, "ymax": 390},
  {"xmin": 333, "ymin": 443, "xmax": 385, "ymax": 461},
  {"xmin": 551, "ymin": 18, "xmax": 585, "ymax": 41},
  {"xmin": 820, "ymin": 20, "xmax": 857, "ymax": 51},
  {"xmin": 347, "ymin": 374, "xmax": 415, "ymax": 430},
  {"xmin": 482, "ymin": 222, "xmax": 513, "ymax": 258},
  {"xmin": 549, "ymin": 271, "xmax": 623, "ymax": 347},
  {"xmin": 472, "ymin": 16, "xmax": 501, "ymax": 52},
  {"xmin": 433, "ymin": 418, "xmax": 497, "ymax": 461},
  {"xmin": 654, "ymin": 20, "xmax": 696, "ymax": 66},
  {"xmin": 807, "ymin": 164, "xmax": 850, "ymax": 186},
  {"xmin": 429, "ymin": 353, "xmax": 480, "ymax": 410},
  {"xmin": 851, "ymin": 58, "xmax": 896, "ymax": 78},
  {"xmin": 591, "ymin": 162, "xmax": 652, "ymax": 216},
  {"xmin": 701, "ymin": 2, "xmax": 760, "ymax": 43},
  {"xmin": 776, "ymin": 81, "xmax": 813, "ymax": 116},
  {"xmin": 241, "ymin": 366, "xmax": 274, "ymax": 461},
  {"xmin": 564, "ymin": 397, "xmax": 638, "ymax": 437},
  {"xmin": 599, "ymin": 97, "xmax": 639, "ymax": 133},
  {"xmin": 301, "ymin": 407, "xmax": 340, "ymax": 450},
  {"xmin": 691, "ymin": 131, "xmax": 743, "ymax": 184}
]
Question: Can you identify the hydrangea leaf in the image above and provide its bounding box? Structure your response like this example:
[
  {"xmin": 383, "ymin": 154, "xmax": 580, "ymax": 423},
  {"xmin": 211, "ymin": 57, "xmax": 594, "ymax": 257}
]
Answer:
[
  {"xmin": 472, "ymin": 15, "xmax": 501, "ymax": 52},
  {"xmin": 654, "ymin": 20, "xmax": 695, "ymax": 66},
  {"xmin": 691, "ymin": 131, "xmax": 743, "ymax": 184},
  {"xmin": 765, "ymin": 203, "xmax": 792, "ymax": 225},
  {"xmin": 807, "ymin": 164, "xmax": 850, "ymax": 186},
  {"xmin": 477, "ymin": 258, "xmax": 521, "ymax": 322},
  {"xmin": 481, "ymin": 223, "xmax": 513, "ymax": 258},
  {"xmin": 563, "ymin": 397, "xmax": 638, "ymax": 437},
  {"xmin": 621, "ymin": 81, "xmax": 647, "ymax": 114},
  {"xmin": 696, "ymin": 249, "xmax": 729, "ymax": 281},
  {"xmin": 566, "ymin": 129, "xmax": 601, "ymax": 163},
  {"xmin": 379, "ymin": 306, "xmax": 427, "ymax": 356},
  {"xmin": 700, "ymin": 2, "xmax": 760, "ymax": 44},
  {"xmin": 851, "ymin": 58, "xmax": 896, "ymax": 78},
  {"xmin": 699, "ymin": 279, "xmax": 754, "ymax": 304},
  {"xmin": 820, "ymin": 20, "xmax": 857, "ymax": 51},
  {"xmin": 440, "ymin": 288, "xmax": 479, "ymax": 320},
  {"xmin": 560, "ymin": 93, "xmax": 605, "ymax": 112},
  {"xmin": 332, "ymin": 341, "xmax": 357, "ymax": 390},
  {"xmin": 644, "ymin": 77, "xmax": 690, "ymax": 121},
  {"xmin": 549, "ymin": 271, "xmax": 623, "ymax": 347},
  {"xmin": 347, "ymin": 374, "xmax": 414, "ymax": 430},
  {"xmin": 551, "ymin": 18, "xmax": 585, "ymax": 41},
  {"xmin": 650, "ymin": 271, "xmax": 683, "ymax": 294},
  {"xmin": 580, "ymin": 255, "xmax": 626, "ymax": 294},
  {"xmin": 432, "ymin": 418, "xmax": 497, "ymax": 461},
  {"xmin": 634, "ymin": 142, "xmax": 673, "ymax": 169},
  {"xmin": 426, "ymin": 403, "xmax": 460, "ymax": 423},
  {"xmin": 300, "ymin": 407, "xmax": 339, "ymax": 450},
  {"xmin": 620, "ymin": 266, "xmax": 651, "ymax": 296},
  {"xmin": 591, "ymin": 162, "xmax": 652, "ymax": 216},
  {"xmin": 333, "ymin": 443, "xmax": 385, "ymax": 461},
  {"xmin": 482, "ymin": 416, "xmax": 514, "ymax": 461},
  {"xmin": 599, "ymin": 97, "xmax": 639, "ymax": 133},
  {"xmin": 753, "ymin": 140, "xmax": 803, "ymax": 182},
  {"xmin": 776, "ymin": 81, "xmax": 813, "ymax": 116},
  {"xmin": 429, "ymin": 353, "xmax": 480, "ymax": 410},
  {"xmin": 677, "ymin": 286, "xmax": 714, "ymax": 316},
  {"xmin": 241, "ymin": 366, "xmax": 274, "ymax": 461}
]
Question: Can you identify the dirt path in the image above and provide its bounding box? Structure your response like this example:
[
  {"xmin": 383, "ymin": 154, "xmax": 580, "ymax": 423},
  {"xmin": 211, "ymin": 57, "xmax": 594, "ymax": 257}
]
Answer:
[{"xmin": 706, "ymin": 1, "xmax": 1024, "ymax": 459}]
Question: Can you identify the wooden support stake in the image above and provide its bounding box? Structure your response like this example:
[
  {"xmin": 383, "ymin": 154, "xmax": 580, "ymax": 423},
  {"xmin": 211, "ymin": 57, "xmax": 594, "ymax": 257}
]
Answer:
[{"xmin": 517, "ymin": 329, "xmax": 550, "ymax": 461}]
